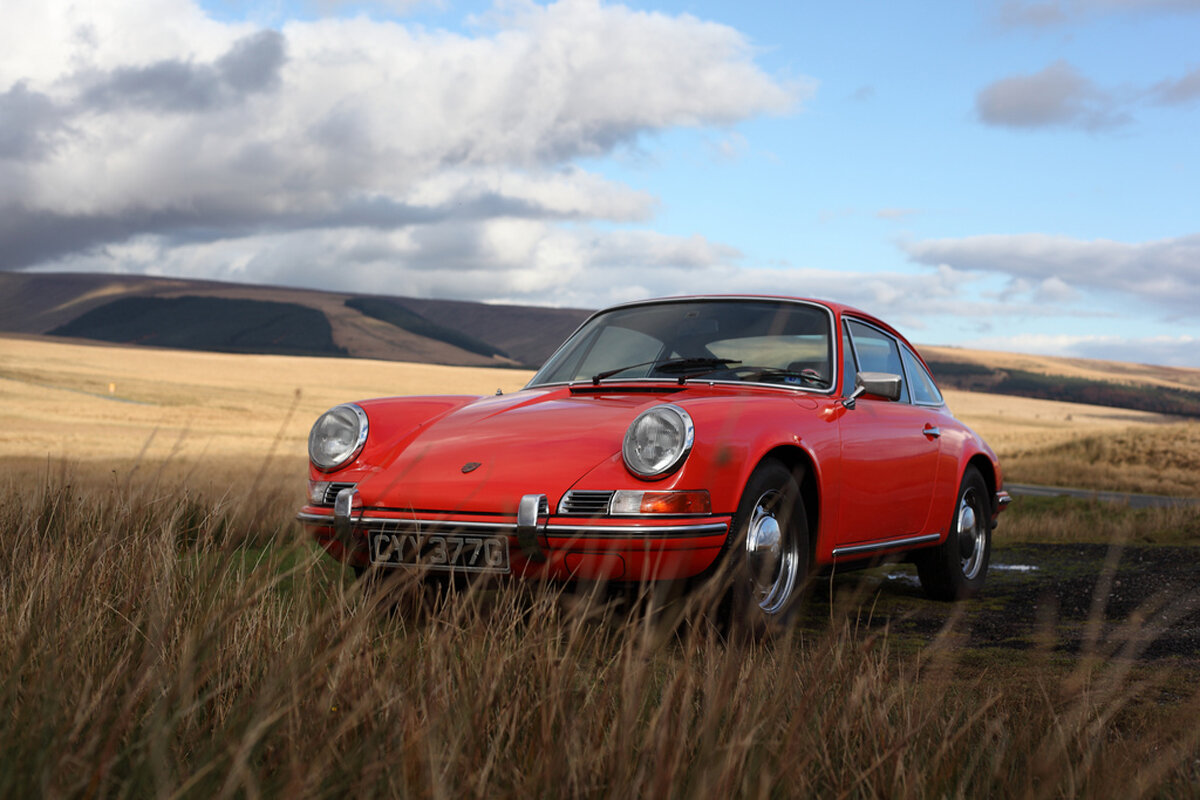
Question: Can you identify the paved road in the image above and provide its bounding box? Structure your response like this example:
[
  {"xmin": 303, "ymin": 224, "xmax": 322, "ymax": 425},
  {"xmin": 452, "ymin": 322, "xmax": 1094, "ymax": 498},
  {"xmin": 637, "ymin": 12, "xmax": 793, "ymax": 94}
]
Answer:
[{"xmin": 1007, "ymin": 483, "xmax": 1200, "ymax": 509}]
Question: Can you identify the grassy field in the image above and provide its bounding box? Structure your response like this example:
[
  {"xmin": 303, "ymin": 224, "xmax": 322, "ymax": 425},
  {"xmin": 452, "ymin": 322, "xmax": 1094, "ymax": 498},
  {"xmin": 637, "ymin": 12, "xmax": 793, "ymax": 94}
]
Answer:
[
  {"xmin": 6, "ymin": 334, "xmax": 1197, "ymax": 492},
  {"xmin": 0, "ymin": 335, "xmax": 532, "ymax": 482},
  {"xmin": 2, "ymin": 465, "xmax": 1197, "ymax": 798},
  {"xmin": 2, "ymin": 335, "xmax": 1199, "ymax": 796}
]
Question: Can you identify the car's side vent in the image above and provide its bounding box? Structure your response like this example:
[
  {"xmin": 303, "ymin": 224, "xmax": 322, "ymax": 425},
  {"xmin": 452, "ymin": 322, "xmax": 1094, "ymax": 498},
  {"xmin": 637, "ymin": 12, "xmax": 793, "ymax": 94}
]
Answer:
[
  {"xmin": 320, "ymin": 482, "xmax": 358, "ymax": 507},
  {"xmin": 558, "ymin": 490, "xmax": 614, "ymax": 516}
]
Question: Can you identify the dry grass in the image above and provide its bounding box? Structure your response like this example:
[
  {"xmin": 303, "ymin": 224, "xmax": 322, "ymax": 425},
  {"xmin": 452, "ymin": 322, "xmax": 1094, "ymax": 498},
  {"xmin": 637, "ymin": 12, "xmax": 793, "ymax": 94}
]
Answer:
[
  {"xmin": 2, "ymin": 464, "xmax": 1198, "ymax": 798},
  {"xmin": 941, "ymin": 389, "xmax": 1181, "ymax": 457},
  {"xmin": 997, "ymin": 494, "xmax": 1200, "ymax": 545},
  {"xmin": 3, "ymin": 338, "xmax": 1199, "ymax": 796},
  {"xmin": 0, "ymin": 335, "xmax": 533, "ymax": 473},
  {"xmin": 1002, "ymin": 421, "xmax": 1200, "ymax": 497},
  {"xmin": 4, "ymin": 333, "xmax": 1191, "ymax": 472}
]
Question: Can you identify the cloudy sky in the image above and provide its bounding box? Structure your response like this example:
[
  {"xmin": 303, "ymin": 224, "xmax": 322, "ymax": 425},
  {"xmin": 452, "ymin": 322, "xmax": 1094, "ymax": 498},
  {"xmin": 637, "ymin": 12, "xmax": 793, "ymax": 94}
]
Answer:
[{"xmin": 3, "ymin": 0, "xmax": 1198, "ymax": 366}]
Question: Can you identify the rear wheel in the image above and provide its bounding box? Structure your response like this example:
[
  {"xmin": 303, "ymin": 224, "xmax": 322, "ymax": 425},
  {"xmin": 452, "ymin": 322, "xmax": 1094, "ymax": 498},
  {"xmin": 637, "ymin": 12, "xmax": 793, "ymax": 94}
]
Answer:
[
  {"xmin": 917, "ymin": 467, "xmax": 991, "ymax": 600},
  {"xmin": 727, "ymin": 459, "xmax": 811, "ymax": 634}
]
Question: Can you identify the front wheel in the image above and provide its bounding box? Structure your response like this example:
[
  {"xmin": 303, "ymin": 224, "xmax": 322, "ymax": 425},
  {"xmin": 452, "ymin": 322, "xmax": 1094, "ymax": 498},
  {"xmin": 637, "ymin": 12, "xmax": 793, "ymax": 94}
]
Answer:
[
  {"xmin": 917, "ymin": 467, "xmax": 991, "ymax": 600},
  {"xmin": 726, "ymin": 459, "xmax": 811, "ymax": 634}
]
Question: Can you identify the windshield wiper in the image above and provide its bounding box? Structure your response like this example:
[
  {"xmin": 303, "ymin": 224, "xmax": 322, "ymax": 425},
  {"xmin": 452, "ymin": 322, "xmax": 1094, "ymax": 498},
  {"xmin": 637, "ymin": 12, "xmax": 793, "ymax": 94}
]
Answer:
[{"xmin": 591, "ymin": 357, "xmax": 741, "ymax": 385}]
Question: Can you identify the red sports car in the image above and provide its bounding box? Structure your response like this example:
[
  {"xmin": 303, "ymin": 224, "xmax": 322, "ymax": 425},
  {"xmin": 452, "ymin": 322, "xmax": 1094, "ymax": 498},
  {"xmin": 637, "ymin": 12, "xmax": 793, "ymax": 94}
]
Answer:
[{"xmin": 298, "ymin": 295, "xmax": 1009, "ymax": 623}]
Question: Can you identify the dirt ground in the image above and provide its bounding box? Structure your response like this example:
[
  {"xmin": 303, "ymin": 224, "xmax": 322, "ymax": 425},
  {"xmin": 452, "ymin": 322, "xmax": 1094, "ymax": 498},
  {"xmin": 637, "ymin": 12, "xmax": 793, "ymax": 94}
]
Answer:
[{"xmin": 816, "ymin": 540, "xmax": 1200, "ymax": 667}]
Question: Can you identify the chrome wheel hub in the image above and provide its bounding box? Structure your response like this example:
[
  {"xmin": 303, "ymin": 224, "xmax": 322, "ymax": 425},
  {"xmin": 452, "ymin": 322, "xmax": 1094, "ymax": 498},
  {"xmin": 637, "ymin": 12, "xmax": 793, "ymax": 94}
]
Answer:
[
  {"xmin": 957, "ymin": 488, "xmax": 986, "ymax": 580},
  {"xmin": 744, "ymin": 489, "xmax": 800, "ymax": 615}
]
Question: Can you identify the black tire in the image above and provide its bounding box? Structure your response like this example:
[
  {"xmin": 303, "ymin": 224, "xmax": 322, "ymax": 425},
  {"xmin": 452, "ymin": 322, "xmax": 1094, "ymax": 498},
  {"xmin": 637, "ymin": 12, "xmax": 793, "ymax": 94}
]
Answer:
[
  {"xmin": 916, "ymin": 467, "xmax": 991, "ymax": 601},
  {"xmin": 725, "ymin": 459, "xmax": 811, "ymax": 635}
]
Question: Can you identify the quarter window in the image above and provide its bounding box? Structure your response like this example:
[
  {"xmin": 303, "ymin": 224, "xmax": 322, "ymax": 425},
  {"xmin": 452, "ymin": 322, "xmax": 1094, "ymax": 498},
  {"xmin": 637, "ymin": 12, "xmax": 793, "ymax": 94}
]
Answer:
[
  {"xmin": 901, "ymin": 346, "xmax": 943, "ymax": 406},
  {"xmin": 846, "ymin": 320, "xmax": 910, "ymax": 403}
]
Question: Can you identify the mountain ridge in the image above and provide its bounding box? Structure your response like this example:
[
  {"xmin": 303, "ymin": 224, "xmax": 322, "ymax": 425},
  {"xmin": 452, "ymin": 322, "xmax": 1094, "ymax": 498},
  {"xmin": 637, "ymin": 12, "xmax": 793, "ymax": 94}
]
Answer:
[{"xmin": 4, "ymin": 272, "xmax": 1199, "ymax": 417}]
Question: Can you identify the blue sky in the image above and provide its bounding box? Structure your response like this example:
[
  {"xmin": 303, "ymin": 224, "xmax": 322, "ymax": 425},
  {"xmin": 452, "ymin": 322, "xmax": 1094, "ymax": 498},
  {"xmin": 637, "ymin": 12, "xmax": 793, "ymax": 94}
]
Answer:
[{"xmin": 3, "ymin": 0, "xmax": 1198, "ymax": 365}]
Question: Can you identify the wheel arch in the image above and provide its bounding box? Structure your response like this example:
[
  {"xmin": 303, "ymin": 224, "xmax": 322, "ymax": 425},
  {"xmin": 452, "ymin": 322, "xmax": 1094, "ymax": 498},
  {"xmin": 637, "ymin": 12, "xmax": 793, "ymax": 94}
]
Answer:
[
  {"xmin": 756, "ymin": 444, "xmax": 820, "ymax": 558},
  {"xmin": 965, "ymin": 453, "xmax": 997, "ymax": 514}
]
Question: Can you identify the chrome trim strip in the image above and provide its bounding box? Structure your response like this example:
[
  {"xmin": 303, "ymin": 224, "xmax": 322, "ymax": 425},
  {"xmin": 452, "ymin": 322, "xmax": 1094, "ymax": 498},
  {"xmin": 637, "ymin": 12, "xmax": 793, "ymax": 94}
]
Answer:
[
  {"xmin": 298, "ymin": 512, "xmax": 516, "ymax": 531},
  {"xmin": 545, "ymin": 522, "xmax": 728, "ymax": 539},
  {"xmin": 831, "ymin": 533, "xmax": 941, "ymax": 558},
  {"xmin": 298, "ymin": 513, "xmax": 728, "ymax": 539}
]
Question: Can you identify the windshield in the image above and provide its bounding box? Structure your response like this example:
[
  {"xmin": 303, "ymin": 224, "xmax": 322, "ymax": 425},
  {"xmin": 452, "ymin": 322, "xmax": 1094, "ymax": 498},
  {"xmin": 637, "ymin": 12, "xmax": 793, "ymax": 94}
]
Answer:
[{"xmin": 528, "ymin": 299, "xmax": 835, "ymax": 391}]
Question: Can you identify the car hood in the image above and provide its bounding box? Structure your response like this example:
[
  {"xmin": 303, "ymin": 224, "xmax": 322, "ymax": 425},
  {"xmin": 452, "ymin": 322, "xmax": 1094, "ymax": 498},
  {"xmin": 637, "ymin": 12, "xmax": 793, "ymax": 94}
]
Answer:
[{"xmin": 356, "ymin": 388, "xmax": 666, "ymax": 515}]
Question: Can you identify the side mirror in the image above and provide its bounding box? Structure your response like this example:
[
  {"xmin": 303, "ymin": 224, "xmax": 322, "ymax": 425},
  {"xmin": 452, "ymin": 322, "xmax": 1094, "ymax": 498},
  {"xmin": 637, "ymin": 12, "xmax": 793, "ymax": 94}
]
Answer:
[{"xmin": 842, "ymin": 371, "xmax": 902, "ymax": 409}]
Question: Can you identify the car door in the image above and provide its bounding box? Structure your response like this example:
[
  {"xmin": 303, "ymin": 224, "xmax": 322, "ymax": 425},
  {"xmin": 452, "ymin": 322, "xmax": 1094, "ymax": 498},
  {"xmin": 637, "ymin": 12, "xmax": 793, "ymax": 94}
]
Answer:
[{"xmin": 836, "ymin": 319, "xmax": 942, "ymax": 545}]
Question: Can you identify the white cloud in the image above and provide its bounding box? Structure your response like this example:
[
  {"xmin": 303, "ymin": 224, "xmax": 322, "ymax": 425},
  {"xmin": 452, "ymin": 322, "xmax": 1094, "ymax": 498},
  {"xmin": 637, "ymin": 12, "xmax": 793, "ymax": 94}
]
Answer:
[
  {"xmin": 963, "ymin": 332, "xmax": 1200, "ymax": 367},
  {"xmin": 1033, "ymin": 276, "xmax": 1079, "ymax": 303},
  {"xmin": 901, "ymin": 233, "xmax": 1200, "ymax": 317},
  {"xmin": 876, "ymin": 208, "xmax": 919, "ymax": 221},
  {"xmin": 35, "ymin": 224, "xmax": 996, "ymax": 333},
  {"xmin": 0, "ymin": 0, "xmax": 806, "ymax": 292}
]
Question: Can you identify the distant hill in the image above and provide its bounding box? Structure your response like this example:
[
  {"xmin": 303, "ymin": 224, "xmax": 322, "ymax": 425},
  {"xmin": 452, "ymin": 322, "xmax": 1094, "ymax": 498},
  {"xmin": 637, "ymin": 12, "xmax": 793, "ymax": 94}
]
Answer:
[
  {"xmin": 344, "ymin": 297, "xmax": 510, "ymax": 360},
  {"xmin": 0, "ymin": 272, "xmax": 589, "ymax": 367},
  {"xmin": 919, "ymin": 346, "xmax": 1200, "ymax": 419},
  {"xmin": 3, "ymin": 271, "xmax": 1199, "ymax": 418},
  {"xmin": 50, "ymin": 295, "xmax": 346, "ymax": 358}
]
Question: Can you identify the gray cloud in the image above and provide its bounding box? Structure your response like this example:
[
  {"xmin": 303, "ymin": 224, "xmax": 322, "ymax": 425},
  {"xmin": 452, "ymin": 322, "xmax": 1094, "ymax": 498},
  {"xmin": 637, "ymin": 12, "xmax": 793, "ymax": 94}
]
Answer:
[
  {"xmin": 975, "ymin": 60, "xmax": 1127, "ymax": 130},
  {"xmin": 0, "ymin": 83, "xmax": 66, "ymax": 159},
  {"xmin": 996, "ymin": 0, "xmax": 1200, "ymax": 27},
  {"xmin": 215, "ymin": 30, "xmax": 288, "ymax": 94},
  {"xmin": 0, "ymin": 185, "xmax": 636, "ymax": 271},
  {"xmin": 1150, "ymin": 66, "xmax": 1200, "ymax": 105},
  {"xmin": 901, "ymin": 232, "xmax": 1200, "ymax": 316},
  {"xmin": 78, "ymin": 29, "xmax": 285, "ymax": 113}
]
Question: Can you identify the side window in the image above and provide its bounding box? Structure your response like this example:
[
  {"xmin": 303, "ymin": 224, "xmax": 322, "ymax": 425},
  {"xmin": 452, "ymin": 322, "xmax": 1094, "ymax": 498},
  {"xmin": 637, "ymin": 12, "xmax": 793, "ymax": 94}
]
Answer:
[
  {"xmin": 841, "ymin": 323, "xmax": 858, "ymax": 396},
  {"xmin": 846, "ymin": 320, "xmax": 910, "ymax": 403},
  {"xmin": 901, "ymin": 346, "xmax": 943, "ymax": 406}
]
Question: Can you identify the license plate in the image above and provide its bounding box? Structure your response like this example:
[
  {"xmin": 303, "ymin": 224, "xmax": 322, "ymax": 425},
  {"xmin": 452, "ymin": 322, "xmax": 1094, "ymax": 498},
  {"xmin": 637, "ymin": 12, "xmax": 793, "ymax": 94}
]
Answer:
[{"xmin": 368, "ymin": 529, "xmax": 510, "ymax": 574}]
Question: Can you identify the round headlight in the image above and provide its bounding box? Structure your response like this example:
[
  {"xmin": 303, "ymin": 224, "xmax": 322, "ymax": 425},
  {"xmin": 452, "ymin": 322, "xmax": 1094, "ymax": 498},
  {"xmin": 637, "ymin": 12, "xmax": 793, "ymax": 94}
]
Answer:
[
  {"xmin": 622, "ymin": 404, "xmax": 695, "ymax": 479},
  {"xmin": 308, "ymin": 404, "xmax": 369, "ymax": 472}
]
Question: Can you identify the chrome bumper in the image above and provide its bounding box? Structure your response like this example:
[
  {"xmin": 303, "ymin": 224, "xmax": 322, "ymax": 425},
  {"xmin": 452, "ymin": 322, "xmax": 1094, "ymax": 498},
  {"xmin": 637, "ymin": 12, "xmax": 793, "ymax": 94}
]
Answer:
[{"xmin": 298, "ymin": 490, "xmax": 729, "ymax": 563}]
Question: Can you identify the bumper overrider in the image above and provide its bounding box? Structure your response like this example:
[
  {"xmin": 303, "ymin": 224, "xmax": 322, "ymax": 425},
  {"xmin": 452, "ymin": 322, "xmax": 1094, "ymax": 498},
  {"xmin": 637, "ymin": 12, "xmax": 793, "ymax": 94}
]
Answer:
[{"xmin": 297, "ymin": 488, "xmax": 732, "ymax": 582}]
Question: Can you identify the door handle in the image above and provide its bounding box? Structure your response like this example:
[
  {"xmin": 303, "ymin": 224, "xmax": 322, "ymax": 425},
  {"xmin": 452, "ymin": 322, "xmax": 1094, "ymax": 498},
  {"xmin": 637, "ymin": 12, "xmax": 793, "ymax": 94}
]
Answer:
[{"xmin": 922, "ymin": 425, "xmax": 941, "ymax": 438}]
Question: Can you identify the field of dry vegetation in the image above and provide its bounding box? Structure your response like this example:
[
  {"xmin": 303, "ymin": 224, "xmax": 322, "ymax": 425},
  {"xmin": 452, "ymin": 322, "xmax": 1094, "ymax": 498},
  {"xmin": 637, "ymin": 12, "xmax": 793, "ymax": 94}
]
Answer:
[{"xmin": 3, "ymin": 336, "xmax": 1199, "ymax": 797}]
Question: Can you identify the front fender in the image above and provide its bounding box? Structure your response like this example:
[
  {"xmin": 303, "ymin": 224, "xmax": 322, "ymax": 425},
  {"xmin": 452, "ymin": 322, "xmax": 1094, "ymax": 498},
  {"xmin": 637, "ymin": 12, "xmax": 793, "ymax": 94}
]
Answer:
[
  {"xmin": 309, "ymin": 395, "xmax": 480, "ymax": 481},
  {"xmin": 565, "ymin": 394, "xmax": 842, "ymax": 519}
]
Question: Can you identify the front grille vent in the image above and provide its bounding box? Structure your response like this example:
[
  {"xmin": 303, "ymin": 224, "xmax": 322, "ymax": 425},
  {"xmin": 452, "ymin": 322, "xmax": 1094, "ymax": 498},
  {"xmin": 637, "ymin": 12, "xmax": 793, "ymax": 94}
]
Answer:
[
  {"xmin": 319, "ymin": 482, "xmax": 357, "ymax": 507},
  {"xmin": 558, "ymin": 490, "xmax": 614, "ymax": 516}
]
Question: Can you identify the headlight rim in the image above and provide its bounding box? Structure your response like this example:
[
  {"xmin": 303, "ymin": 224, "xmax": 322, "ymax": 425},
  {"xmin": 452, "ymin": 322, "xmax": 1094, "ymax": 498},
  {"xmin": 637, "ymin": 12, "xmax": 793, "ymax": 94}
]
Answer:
[
  {"xmin": 622, "ymin": 403, "xmax": 695, "ymax": 480},
  {"xmin": 308, "ymin": 403, "xmax": 369, "ymax": 472}
]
